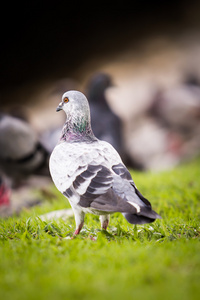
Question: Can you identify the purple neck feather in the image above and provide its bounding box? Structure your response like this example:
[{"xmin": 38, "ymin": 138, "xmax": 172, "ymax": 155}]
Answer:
[{"xmin": 60, "ymin": 118, "xmax": 96, "ymax": 143}]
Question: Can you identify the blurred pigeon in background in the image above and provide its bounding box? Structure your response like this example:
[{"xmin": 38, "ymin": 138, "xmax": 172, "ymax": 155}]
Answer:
[
  {"xmin": 86, "ymin": 73, "xmax": 124, "ymax": 157},
  {"xmin": 40, "ymin": 127, "xmax": 62, "ymax": 154},
  {"xmin": 86, "ymin": 72, "xmax": 144, "ymax": 169},
  {"xmin": 0, "ymin": 113, "xmax": 49, "ymax": 187},
  {"xmin": 126, "ymin": 74, "xmax": 200, "ymax": 171}
]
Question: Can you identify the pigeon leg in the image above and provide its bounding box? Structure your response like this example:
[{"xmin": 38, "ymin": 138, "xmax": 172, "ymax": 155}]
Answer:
[
  {"xmin": 74, "ymin": 222, "xmax": 84, "ymax": 235},
  {"xmin": 73, "ymin": 207, "xmax": 85, "ymax": 235},
  {"xmin": 100, "ymin": 214, "xmax": 110, "ymax": 230}
]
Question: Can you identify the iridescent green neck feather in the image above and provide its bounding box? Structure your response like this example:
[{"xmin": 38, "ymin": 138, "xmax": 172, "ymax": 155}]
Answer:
[{"xmin": 60, "ymin": 115, "xmax": 96, "ymax": 143}]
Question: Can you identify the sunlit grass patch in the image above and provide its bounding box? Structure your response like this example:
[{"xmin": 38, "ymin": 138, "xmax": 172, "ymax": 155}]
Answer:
[{"xmin": 0, "ymin": 158, "xmax": 200, "ymax": 300}]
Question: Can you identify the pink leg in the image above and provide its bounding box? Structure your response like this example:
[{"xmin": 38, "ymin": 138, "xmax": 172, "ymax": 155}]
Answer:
[
  {"xmin": 72, "ymin": 207, "xmax": 85, "ymax": 235},
  {"xmin": 74, "ymin": 221, "xmax": 84, "ymax": 235},
  {"xmin": 102, "ymin": 219, "xmax": 109, "ymax": 230},
  {"xmin": 100, "ymin": 215, "xmax": 110, "ymax": 230}
]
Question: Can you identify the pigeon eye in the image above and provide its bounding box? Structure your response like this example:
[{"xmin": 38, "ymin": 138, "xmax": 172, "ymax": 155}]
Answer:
[{"xmin": 64, "ymin": 97, "xmax": 69, "ymax": 103}]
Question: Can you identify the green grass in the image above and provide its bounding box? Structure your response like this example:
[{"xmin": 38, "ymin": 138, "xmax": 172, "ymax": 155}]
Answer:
[{"xmin": 0, "ymin": 158, "xmax": 200, "ymax": 300}]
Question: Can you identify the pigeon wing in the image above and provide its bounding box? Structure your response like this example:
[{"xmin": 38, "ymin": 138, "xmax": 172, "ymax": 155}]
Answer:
[
  {"xmin": 74, "ymin": 162, "xmax": 140, "ymax": 214},
  {"xmin": 77, "ymin": 162, "xmax": 161, "ymax": 222}
]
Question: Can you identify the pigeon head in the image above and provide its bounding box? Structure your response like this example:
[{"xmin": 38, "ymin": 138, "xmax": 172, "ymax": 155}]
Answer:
[
  {"xmin": 56, "ymin": 90, "xmax": 89, "ymax": 115},
  {"xmin": 87, "ymin": 73, "xmax": 113, "ymax": 104},
  {"xmin": 56, "ymin": 90, "xmax": 96, "ymax": 142}
]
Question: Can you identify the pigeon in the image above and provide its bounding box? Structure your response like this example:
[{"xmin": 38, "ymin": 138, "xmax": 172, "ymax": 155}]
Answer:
[
  {"xmin": 87, "ymin": 73, "xmax": 123, "ymax": 156},
  {"xmin": 0, "ymin": 113, "xmax": 49, "ymax": 186},
  {"xmin": 49, "ymin": 90, "xmax": 161, "ymax": 234}
]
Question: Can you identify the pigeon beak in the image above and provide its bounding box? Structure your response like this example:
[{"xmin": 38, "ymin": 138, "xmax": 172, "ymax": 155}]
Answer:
[{"xmin": 56, "ymin": 103, "xmax": 63, "ymax": 112}]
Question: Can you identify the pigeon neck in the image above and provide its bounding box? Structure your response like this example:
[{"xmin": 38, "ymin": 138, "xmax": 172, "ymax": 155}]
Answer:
[
  {"xmin": 60, "ymin": 116, "xmax": 96, "ymax": 143},
  {"xmin": 88, "ymin": 91, "xmax": 109, "ymax": 108}
]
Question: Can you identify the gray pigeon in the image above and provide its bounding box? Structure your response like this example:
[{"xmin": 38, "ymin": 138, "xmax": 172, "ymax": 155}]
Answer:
[
  {"xmin": 87, "ymin": 73, "xmax": 123, "ymax": 156},
  {"xmin": 0, "ymin": 113, "xmax": 49, "ymax": 186},
  {"xmin": 49, "ymin": 91, "xmax": 161, "ymax": 234}
]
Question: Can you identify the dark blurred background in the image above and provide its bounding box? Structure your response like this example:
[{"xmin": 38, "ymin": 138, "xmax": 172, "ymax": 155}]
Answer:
[
  {"xmin": 1, "ymin": 2, "xmax": 200, "ymax": 89},
  {"xmin": 1, "ymin": 1, "xmax": 200, "ymax": 170}
]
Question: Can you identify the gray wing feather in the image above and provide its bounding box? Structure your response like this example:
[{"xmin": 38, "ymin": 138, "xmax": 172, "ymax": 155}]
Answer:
[
  {"xmin": 76, "ymin": 164, "xmax": 113, "ymax": 208},
  {"xmin": 74, "ymin": 163, "xmax": 139, "ymax": 214},
  {"xmin": 76, "ymin": 162, "xmax": 161, "ymax": 222}
]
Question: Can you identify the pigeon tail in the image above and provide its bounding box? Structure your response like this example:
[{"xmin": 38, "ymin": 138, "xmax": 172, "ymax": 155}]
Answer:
[
  {"xmin": 123, "ymin": 213, "xmax": 155, "ymax": 224},
  {"xmin": 123, "ymin": 207, "xmax": 161, "ymax": 225}
]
